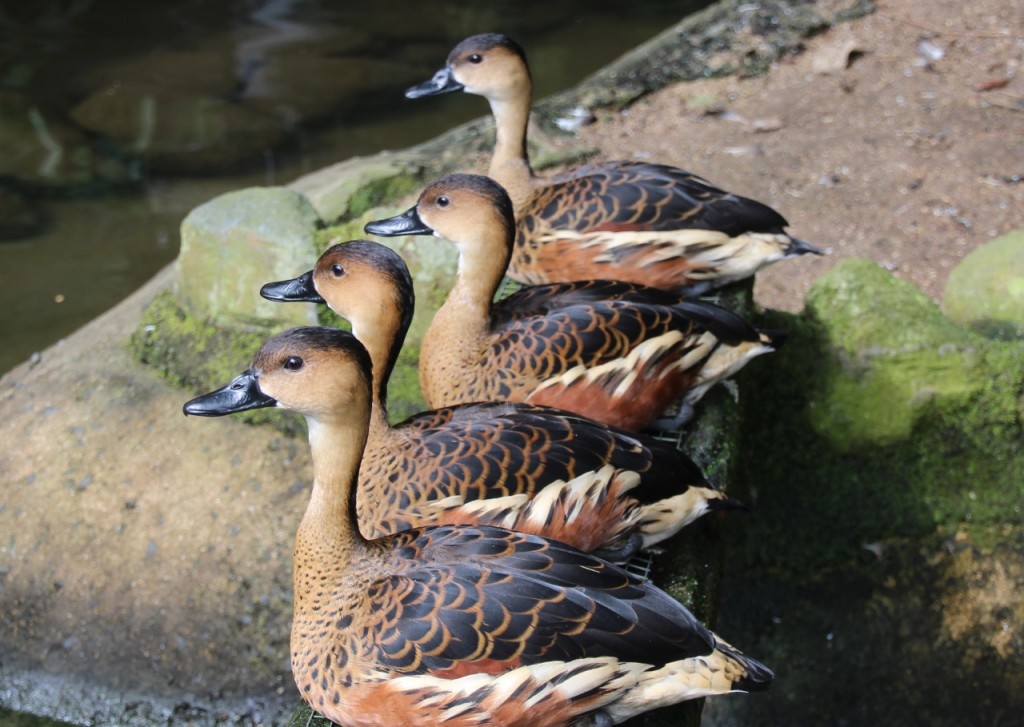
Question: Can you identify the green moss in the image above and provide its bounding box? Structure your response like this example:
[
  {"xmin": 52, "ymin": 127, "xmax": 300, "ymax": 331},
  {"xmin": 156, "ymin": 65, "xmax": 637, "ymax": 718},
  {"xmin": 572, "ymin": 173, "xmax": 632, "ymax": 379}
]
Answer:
[
  {"xmin": 807, "ymin": 258, "xmax": 971, "ymax": 352},
  {"xmin": 731, "ymin": 270, "xmax": 1024, "ymax": 578},
  {"xmin": 129, "ymin": 291, "xmax": 304, "ymax": 435},
  {"xmin": 385, "ymin": 342, "xmax": 427, "ymax": 424},
  {"xmin": 341, "ymin": 171, "xmax": 421, "ymax": 222}
]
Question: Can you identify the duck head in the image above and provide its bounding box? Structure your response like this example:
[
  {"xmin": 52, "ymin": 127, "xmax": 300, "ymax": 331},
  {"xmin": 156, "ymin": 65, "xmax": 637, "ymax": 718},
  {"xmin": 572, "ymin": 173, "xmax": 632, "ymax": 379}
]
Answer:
[
  {"xmin": 364, "ymin": 174, "xmax": 515, "ymax": 266},
  {"xmin": 262, "ymin": 241, "xmax": 413, "ymax": 337},
  {"xmin": 405, "ymin": 33, "xmax": 531, "ymax": 103},
  {"xmin": 183, "ymin": 327, "xmax": 373, "ymax": 425}
]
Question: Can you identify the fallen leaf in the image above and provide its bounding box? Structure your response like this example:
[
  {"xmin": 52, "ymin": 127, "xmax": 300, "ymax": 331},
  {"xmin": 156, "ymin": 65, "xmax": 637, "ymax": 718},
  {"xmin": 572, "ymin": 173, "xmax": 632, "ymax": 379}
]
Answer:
[
  {"xmin": 723, "ymin": 144, "xmax": 764, "ymax": 157},
  {"xmin": 812, "ymin": 38, "xmax": 865, "ymax": 75},
  {"xmin": 976, "ymin": 76, "xmax": 1012, "ymax": 92},
  {"xmin": 751, "ymin": 117, "xmax": 785, "ymax": 132}
]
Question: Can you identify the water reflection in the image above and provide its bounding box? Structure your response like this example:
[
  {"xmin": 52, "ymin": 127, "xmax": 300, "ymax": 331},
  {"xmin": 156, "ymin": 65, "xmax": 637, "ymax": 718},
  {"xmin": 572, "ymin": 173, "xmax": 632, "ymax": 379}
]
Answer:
[{"xmin": 0, "ymin": 0, "xmax": 704, "ymax": 374}]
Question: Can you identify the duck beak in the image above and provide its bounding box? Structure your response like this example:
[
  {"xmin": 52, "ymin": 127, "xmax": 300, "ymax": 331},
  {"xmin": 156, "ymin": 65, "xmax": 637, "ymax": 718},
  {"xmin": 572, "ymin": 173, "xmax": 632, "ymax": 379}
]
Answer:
[
  {"xmin": 364, "ymin": 206, "xmax": 433, "ymax": 237},
  {"xmin": 183, "ymin": 370, "xmax": 276, "ymax": 417},
  {"xmin": 405, "ymin": 66, "xmax": 464, "ymax": 99},
  {"xmin": 260, "ymin": 271, "xmax": 324, "ymax": 304}
]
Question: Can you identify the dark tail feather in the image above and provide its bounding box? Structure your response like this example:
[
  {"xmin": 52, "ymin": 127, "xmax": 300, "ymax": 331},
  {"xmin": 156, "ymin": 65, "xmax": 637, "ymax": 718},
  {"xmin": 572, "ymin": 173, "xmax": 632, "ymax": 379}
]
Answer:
[
  {"xmin": 673, "ymin": 299, "xmax": 763, "ymax": 346},
  {"xmin": 705, "ymin": 494, "xmax": 749, "ymax": 512},
  {"xmin": 716, "ymin": 639, "xmax": 774, "ymax": 692},
  {"xmin": 757, "ymin": 329, "xmax": 788, "ymax": 349},
  {"xmin": 787, "ymin": 236, "xmax": 826, "ymax": 256}
]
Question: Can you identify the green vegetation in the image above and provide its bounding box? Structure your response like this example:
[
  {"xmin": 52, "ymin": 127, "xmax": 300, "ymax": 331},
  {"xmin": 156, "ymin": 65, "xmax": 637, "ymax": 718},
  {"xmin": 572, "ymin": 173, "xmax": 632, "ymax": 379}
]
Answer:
[
  {"xmin": 731, "ymin": 259, "xmax": 1024, "ymax": 576},
  {"xmin": 129, "ymin": 291, "xmax": 305, "ymax": 434}
]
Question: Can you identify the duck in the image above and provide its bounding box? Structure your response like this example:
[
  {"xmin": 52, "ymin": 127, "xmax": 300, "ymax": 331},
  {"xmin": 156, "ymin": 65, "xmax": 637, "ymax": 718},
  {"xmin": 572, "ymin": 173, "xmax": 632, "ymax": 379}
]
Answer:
[
  {"xmin": 364, "ymin": 173, "xmax": 781, "ymax": 431},
  {"xmin": 405, "ymin": 32, "xmax": 823, "ymax": 295},
  {"xmin": 259, "ymin": 238, "xmax": 743, "ymax": 559},
  {"xmin": 183, "ymin": 326, "xmax": 772, "ymax": 727}
]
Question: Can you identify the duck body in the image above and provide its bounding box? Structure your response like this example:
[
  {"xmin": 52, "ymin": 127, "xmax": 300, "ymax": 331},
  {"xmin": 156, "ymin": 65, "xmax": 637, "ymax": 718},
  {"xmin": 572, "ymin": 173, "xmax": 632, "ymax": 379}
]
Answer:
[
  {"xmin": 261, "ymin": 240, "xmax": 740, "ymax": 555},
  {"xmin": 510, "ymin": 160, "xmax": 822, "ymax": 295},
  {"xmin": 364, "ymin": 174, "xmax": 780, "ymax": 431},
  {"xmin": 405, "ymin": 33, "xmax": 822, "ymax": 294},
  {"xmin": 183, "ymin": 327, "xmax": 772, "ymax": 726},
  {"xmin": 418, "ymin": 288, "xmax": 739, "ymax": 431}
]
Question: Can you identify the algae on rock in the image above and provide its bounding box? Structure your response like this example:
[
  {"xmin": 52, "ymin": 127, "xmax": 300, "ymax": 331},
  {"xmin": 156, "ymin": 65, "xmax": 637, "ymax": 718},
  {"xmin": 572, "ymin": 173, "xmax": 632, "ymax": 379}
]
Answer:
[
  {"xmin": 733, "ymin": 258, "xmax": 1024, "ymax": 576},
  {"xmin": 944, "ymin": 229, "xmax": 1024, "ymax": 341}
]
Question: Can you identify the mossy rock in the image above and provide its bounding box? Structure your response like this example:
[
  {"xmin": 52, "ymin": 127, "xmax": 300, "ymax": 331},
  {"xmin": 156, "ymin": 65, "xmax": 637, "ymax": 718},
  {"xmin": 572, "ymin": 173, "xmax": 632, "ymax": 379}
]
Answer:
[
  {"xmin": 290, "ymin": 155, "xmax": 425, "ymax": 224},
  {"xmin": 174, "ymin": 186, "xmax": 322, "ymax": 329},
  {"xmin": 804, "ymin": 258, "xmax": 984, "ymax": 451},
  {"xmin": 733, "ymin": 259, "xmax": 1024, "ymax": 576},
  {"xmin": 944, "ymin": 229, "xmax": 1024, "ymax": 341},
  {"xmin": 130, "ymin": 290, "xmax": 305, "ymax": 435}
]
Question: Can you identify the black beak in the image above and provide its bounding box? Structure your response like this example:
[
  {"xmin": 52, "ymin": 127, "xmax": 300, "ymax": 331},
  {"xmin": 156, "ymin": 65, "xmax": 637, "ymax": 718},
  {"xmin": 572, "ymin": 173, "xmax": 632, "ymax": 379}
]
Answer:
[
  {"xmin": 260, "ymin": 270, "xmax": 324, "ymax": 304},
  {"xmin": 364, "ymin": 206, "xmax": 433, "ymax": 237},
  {"xmin": 405, "ymin": 67, "xmax": 464, "ymax": 99},
  {"xmin": 183, "ymin": 370, "xmax": 277, "ymax": 417}
]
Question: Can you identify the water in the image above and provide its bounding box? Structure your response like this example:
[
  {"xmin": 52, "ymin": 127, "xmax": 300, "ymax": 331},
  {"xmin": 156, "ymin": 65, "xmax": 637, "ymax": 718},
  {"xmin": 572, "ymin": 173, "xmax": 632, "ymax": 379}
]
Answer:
[{"xmin": 0, "ymin": 0, "xmax": 707, "ymax": 374}]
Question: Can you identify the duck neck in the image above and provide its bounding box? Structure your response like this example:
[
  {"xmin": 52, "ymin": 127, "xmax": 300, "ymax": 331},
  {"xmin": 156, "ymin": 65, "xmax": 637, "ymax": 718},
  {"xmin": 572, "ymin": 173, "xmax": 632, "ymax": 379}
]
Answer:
[
  {"xmin": 451, "ymin": 229, "xmax": 510, "ymax": 314},
  {"xmin": 298, "ymin": 415, "xmax": 370, "ymax": 552},
  {"xmin": 350, "ymin": 321, "xmax": 396, "ymax": 434},
  {"xmin": 346, "ymin": 280, "xmax": 414, "ymax": 434},
  {"xmin": 487, "ymin": 93, "xmax": 536, "ymax": 211},
  {"xmin": 420, "ymin": 234, "xmax": 509, "ymax": 405}
]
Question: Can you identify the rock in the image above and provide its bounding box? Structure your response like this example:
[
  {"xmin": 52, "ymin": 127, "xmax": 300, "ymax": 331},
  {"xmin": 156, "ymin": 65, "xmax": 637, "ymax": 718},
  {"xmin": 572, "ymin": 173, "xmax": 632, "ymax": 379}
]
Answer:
[
  {"xmin": 290, "ymin": 155, "xmax": 423, "ymax": 224},
  {"xmin": 705, "ymin": 528, "xmax": 1024, "ymax": 727},
  {"xmin": 174, "ymin": 186, "xmax": 321, "ymax": 329},
  {"xmin": 804, "ymin": 258, "xmax": 982, "ymax": 451},
  {"xmin": 70, "ymin": 83, "xmax": 289, "ymax": 175},
  {"xmin": 0, "ymin": 91, "xmax": 134, "ymax": 191},
  {"xmin": 943, "ymin": 229, "xmax": 1024, "ymax": 340},
  {"xmin": 729, "ymin": 258, "xmax": 1024, "ymax": 575},
  {"xmin": 0, "ymin": 269, "xmax": 301, "ymax": 725}
]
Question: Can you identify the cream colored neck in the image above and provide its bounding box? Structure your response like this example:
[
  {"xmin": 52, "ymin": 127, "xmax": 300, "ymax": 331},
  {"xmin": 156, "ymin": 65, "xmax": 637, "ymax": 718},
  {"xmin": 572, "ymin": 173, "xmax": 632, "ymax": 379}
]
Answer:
[
  {"xmin": 298, "ymin": 416, "xmax": 370, "ymax": 550},
  {"xmin": 419, "ymin": 239, "xmax": 507, "ymax": 405},
  {"xmin": 349, "ymin": 320, "xmax": 395, "ymax": 434},
  {"xmin": 487, "ymin": 94, "xmax": 536, "ymax": 211}
]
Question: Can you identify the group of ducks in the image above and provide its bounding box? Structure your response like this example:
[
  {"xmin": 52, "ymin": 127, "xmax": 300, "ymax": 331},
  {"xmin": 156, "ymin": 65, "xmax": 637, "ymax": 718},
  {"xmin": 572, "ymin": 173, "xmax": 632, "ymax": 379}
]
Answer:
[{"xmin": 183, "ymin": 33, "xmax": 820, "ymax": 727}]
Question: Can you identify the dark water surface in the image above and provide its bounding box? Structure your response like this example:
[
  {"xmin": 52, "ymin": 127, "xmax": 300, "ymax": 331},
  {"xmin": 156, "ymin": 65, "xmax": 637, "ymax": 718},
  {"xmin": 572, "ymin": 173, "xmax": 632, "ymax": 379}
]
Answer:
[{"xmin": 0, "ymin": 0, "xmax": 707, "ymax": 374}]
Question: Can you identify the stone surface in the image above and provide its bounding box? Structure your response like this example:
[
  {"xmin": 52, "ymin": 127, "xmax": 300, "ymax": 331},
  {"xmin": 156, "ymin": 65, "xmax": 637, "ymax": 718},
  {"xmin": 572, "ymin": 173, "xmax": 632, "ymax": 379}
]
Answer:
[
  {"xmin": 0, "ymin": 269, "xmax": 304, "ymax": 725},
  {"xmin": 0, "ymin": 90, "xmax": 133, "ymax": 191},
  {"xmin": 697, "ymin": 259, "xmax": 1024, "ymax": 726},
  {"xmin": 705, "ymin": 528, "xmax": 1024, "ymax": 727},
  {"xmin": 290, "ymin": 155, "xmax": 423, "ymax": 225},
  {"xmin": 944, "ymin": 229, "xmax": 1024, "ymax": 340},
  {"xmin": 70, "ymin": 83, "xmax": 290, "ymax": 175},
  {"xmin": 174, "ymin": 186, "xmax": 321, "ymax": 329},
  {"xmin": 729, "ymin": 258, "xmax": 1024, "ymax": 575},
  {"xmin": 804, "ymin": 258, "xmax": 982, "ymax": 451}
]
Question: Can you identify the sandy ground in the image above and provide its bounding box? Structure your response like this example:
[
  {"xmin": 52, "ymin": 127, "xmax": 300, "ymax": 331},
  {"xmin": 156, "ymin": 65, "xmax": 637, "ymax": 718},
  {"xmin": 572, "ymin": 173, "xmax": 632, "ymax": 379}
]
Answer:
[{"xmin": 575, "ymin": 0, "xmax": 1023, "ymax": 312}]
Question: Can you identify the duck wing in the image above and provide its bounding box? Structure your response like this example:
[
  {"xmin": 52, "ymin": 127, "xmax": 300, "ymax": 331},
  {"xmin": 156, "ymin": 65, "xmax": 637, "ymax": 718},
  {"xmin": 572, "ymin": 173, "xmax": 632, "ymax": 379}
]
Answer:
[
  {"xmin": 389, "ymin": 402, "xmax": 704, "ymax": 504},
  {"xmin": 493, "ymin": 280, "xmax": 685, "ymax": 325},
  {"xmin": 372, "ymin": 524, "xmax": 714, "ymax": 676},
  {"xmin": 538, "ymin": 160, "xmax": 790, "ymax": 236}
]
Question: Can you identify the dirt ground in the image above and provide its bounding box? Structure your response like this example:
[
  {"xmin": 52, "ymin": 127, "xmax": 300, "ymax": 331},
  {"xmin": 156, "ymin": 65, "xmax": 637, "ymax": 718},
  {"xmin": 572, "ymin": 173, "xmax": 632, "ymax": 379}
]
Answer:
[{"xmin": 576, "ymin": 0, "xmax": 1023, "ymax": 312}]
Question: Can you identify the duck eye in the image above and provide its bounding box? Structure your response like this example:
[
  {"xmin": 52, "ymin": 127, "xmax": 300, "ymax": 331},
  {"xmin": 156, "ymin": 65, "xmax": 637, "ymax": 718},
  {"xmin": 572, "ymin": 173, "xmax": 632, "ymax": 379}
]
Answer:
[
  {"xmin": 283, "ymin": 356, "xmax": 304, "ymax": 371},
  {"xmin": 468, "ymin": 53, "xmax": 482, "ymax": 64},
  {"xmin": 436, "ymin": 195, "xmax": 450, "ymax": 208},
  {"xmin": 331, "ymin": 263, "xmax": 345, "ymax": 277}
]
